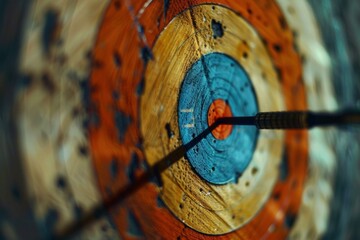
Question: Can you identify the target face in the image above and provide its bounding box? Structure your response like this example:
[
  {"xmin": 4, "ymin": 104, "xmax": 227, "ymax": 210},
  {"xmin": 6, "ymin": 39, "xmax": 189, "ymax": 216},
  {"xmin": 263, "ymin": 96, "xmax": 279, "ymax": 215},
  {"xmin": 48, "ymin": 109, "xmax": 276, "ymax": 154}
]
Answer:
[
  {"xmin": 89, "ymin": 1, "xmax": 307, "ymax": 238},
  {"xmin": 2, "ymin": 0, "xmax": 348, "ymax": 239}
]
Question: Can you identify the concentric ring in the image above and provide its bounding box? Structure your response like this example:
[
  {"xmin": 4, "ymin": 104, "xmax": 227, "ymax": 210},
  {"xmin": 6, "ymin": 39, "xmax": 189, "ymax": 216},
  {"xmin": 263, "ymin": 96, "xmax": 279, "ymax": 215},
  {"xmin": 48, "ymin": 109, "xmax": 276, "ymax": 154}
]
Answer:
[
  {"xmin": 178, "ymin": 52, "xmax": 258, "ymax": 184},
  {"xmin": 207, "ymin": 99, "xmax": 233, "ymax": 140},
  {"xmin": 141, "ymin": 5, "xmax": 284, "ymax": 234},
  {"xmin": 89, "ymin": 0, "xmax": 308, "ymax": 238}
]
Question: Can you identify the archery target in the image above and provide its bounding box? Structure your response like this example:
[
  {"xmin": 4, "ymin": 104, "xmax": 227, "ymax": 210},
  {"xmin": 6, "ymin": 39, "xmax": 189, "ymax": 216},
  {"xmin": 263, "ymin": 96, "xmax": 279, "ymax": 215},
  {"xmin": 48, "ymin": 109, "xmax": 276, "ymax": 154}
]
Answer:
[{"xmin": 1, "ymin": 0, "xmax": 341, "ymax": 239}]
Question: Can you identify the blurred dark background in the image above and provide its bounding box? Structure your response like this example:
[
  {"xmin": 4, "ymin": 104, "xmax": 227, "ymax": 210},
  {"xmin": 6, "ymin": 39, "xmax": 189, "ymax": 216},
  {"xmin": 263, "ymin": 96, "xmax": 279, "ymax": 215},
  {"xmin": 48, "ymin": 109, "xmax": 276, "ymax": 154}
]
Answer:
[{"xmin": 309, "ymin": 1, "xmax": 360, "ymax": 239}]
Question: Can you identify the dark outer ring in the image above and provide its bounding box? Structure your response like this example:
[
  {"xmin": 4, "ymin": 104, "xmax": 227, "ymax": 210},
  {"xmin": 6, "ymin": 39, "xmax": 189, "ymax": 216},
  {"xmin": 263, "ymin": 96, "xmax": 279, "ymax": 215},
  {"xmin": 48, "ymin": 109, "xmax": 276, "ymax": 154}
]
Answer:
[{"xmin": 0, "ymin": 0, "xmax": 43, "ymax": 239}]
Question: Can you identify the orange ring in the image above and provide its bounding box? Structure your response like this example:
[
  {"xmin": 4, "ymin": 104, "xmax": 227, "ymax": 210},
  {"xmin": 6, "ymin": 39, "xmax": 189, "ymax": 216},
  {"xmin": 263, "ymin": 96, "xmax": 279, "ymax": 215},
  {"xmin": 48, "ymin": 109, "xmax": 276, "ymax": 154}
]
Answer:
[
  {"xmin": 208, "ymin": 99, "xmax": 233, "ymax": 140},
  {"xmin": 89, "ymin": 0, "xmax": 308, "ymax": 239}
]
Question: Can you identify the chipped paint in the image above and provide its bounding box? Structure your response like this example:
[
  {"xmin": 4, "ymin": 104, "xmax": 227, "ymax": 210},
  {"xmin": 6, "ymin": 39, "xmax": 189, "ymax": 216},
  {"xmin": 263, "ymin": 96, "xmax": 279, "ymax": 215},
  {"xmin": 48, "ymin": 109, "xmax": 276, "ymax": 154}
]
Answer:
[
  {"xmin": 114, "ymin": 109, "xmax": 131, "ymax": 143},
  {"xmin": 211, "ymin": 19, "xmax": 224, "ymax": 39},
  {"xmin": 164, "ymin": 0, "xmax": 170, "ymax": 19},
  {"xmin": 127, "ymin": 210, "xmax": 144, "ymax": 237},
  {"xmin": 42, "ymin": 9, "xmax": 59, "ymax": 54}
]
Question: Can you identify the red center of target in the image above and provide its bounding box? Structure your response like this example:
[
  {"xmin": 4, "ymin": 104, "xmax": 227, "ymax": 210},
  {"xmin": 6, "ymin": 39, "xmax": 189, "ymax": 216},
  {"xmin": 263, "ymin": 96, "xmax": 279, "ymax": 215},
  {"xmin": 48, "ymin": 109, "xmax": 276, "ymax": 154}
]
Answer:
[{"xmin": 207, "ymin": 99, "xmax": 233, "ymax": 140}]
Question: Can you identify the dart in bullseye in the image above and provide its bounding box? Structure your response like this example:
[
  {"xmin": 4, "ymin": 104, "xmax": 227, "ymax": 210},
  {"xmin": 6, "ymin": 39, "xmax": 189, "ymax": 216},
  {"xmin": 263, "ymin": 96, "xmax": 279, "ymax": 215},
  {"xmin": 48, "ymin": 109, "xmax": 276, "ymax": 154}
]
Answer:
[
  {"xmin": 55, "ymin": 109, "xmax": 360, "ymax": 239},
  {"xmin": 218, "ymin": 110, "xmax": 360, "ymax": 129}
]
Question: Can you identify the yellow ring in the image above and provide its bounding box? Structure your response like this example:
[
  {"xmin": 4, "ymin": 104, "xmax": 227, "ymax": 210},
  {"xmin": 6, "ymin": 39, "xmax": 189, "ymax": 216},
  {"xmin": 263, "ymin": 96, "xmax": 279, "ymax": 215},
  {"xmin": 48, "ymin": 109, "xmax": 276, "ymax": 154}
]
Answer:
[{"xmin": 141, "ymin": 5, "xmax": 284, "ymax": 234}]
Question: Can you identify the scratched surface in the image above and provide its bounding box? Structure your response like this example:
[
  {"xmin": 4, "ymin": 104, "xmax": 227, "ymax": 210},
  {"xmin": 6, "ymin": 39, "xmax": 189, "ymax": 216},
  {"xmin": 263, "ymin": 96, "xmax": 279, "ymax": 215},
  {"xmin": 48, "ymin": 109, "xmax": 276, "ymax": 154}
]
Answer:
[{"xmin": 140, "ymin": 5, "xmax": 285, "ymax": 234}]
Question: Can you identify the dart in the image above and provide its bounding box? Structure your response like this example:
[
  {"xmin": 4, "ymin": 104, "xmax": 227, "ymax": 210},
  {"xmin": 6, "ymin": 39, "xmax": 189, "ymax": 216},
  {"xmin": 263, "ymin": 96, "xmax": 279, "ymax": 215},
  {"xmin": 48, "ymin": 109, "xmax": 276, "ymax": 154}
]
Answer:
[
  {"xmin": 54, "ymin": 109, "xmax": 360, "ymax": 239},
  {"xmin": 218, "ymin": 110, "xmax": 360, "ymax": 129}
]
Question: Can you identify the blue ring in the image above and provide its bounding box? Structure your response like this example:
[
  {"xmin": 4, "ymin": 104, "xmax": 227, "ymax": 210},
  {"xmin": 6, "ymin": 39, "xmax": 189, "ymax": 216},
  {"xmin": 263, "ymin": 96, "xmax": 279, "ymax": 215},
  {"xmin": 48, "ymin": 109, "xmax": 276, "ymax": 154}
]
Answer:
[{"xmin": 178, "ymin": 52, "xmax": 259, "ymax": 184}]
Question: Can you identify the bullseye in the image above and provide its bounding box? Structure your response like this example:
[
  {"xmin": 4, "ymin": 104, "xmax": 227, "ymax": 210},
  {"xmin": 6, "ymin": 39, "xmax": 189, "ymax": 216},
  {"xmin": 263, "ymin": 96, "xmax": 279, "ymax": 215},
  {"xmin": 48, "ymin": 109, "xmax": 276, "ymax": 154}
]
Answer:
[{"xmin": 208, "ymin": 99, "xmax": 233, "ymax": 140}]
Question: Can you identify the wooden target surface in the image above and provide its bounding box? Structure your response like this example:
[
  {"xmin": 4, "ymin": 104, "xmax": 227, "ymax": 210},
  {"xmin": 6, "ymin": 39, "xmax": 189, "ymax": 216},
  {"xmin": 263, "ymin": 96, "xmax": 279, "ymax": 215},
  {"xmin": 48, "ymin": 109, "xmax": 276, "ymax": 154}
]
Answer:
[{"xmin": 0, "ymin": 0, "xmax": 349, "ymax": 239}]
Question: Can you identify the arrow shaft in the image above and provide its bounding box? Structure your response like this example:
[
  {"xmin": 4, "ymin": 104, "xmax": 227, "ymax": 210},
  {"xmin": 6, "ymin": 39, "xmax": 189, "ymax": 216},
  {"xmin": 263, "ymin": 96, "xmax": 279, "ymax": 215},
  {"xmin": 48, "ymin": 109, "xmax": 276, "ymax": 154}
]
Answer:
[{"xmin": 219, "ymin": 110, "xmax": 360, "ymax": 129}]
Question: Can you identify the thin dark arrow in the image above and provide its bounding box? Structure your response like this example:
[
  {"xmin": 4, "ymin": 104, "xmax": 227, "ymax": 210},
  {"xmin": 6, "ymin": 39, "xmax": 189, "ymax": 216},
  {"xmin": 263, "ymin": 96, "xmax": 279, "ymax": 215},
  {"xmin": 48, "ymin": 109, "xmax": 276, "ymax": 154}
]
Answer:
[
  {"xmin": 54, "ymin": 122, "xmax": 220, "ymax": 239},
  {"xmin": 218, "ymin": 110, "xmax": 360, "ymax": 129},
  {"xmin": 54, "ymin": 110, "xmax": 360, "ymax": 239}
]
